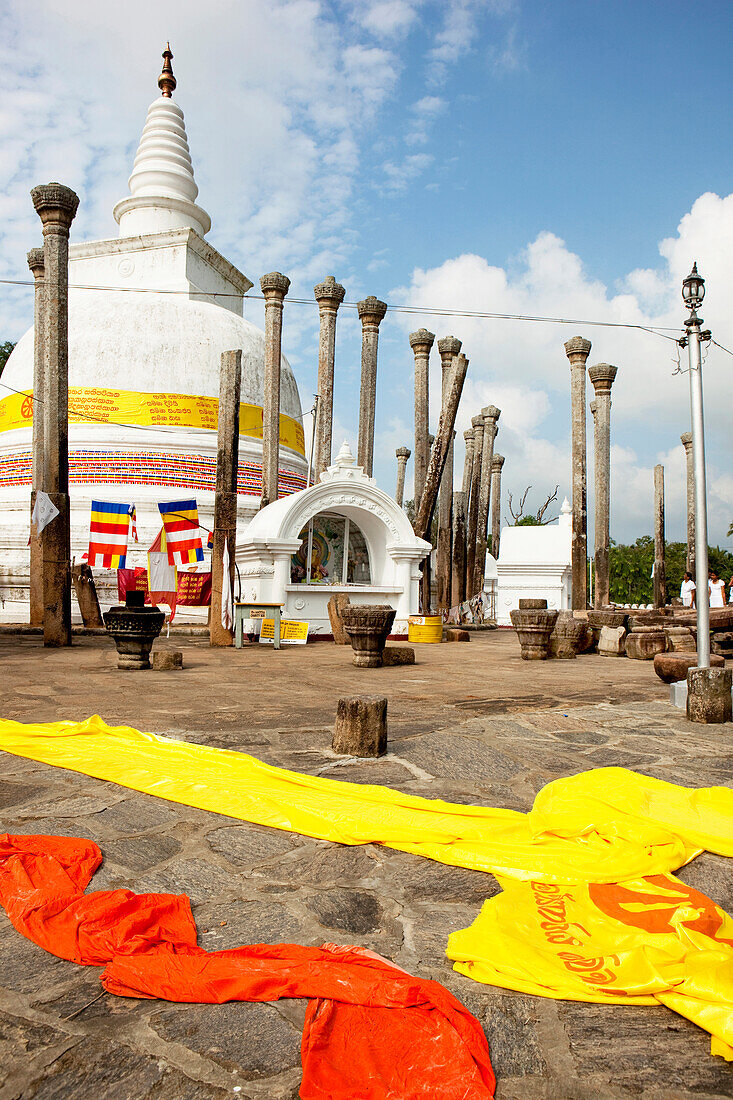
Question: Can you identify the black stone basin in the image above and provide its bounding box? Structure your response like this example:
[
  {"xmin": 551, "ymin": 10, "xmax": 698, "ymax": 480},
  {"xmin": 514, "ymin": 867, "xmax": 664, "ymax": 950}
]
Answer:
[{"xmin": 103, "ymin": 590, "xmax": 165, "ymax": 670}]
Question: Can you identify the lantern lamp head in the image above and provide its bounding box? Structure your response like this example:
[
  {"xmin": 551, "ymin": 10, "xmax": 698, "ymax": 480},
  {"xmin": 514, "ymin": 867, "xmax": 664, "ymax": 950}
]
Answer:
[{"xmin": 682, "ymin": 262, "xmax": 705, "ymax": 311}]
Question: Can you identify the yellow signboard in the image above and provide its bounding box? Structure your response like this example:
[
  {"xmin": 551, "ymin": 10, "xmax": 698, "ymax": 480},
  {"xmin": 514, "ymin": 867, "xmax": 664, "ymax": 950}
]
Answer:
[
  {"xmin": 259, "ymin": 618, "xmax": 309, "ymax": 645},
  {"xmin": 0, "ymin": 388, "xmax": 305, "ymax": 456}
]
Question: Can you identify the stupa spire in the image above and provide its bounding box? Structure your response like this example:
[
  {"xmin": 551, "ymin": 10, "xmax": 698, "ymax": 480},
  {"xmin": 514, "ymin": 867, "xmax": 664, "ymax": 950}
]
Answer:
[
  {"xmin": 113, "ymin": 48, "xmax": 211, "ymax": 239},
  {"xmin": 158, "ymin": 43, "xmax": 176, "ymax": 98}
]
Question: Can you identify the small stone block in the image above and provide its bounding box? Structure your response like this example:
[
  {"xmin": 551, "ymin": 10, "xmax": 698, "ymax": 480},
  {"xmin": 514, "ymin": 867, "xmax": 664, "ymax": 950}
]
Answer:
[
  {"xmin": 625, "ymin": 631, "xmax": 666, "ymax": 660},
  {"xmin": 445, "ymin": 628, "xmax": 470, "ymax": 642},
  {"xmin": 598, "ymin": 625, "xmax": 626, "ymax": 656},
  {"xmin": 152, "ymin": 648, "xmax": 183, "ymax": 670},
  {"xmin": 333, "ymin": 696, "xmax": 387, "ymax": 757},
  {"xmin": 519, "ymin": 598, "xmax": 547, "ymax": 610},
  {"xmin": 381, "ymin": 646, "xmax": 416, "ymax": 666},
  {"xmin": 687, "ymin": 667, "xmax": 733, "ymax": 724}
]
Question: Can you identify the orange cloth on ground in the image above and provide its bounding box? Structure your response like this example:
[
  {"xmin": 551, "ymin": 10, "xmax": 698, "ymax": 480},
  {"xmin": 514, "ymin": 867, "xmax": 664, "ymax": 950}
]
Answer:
[{"xmin": 0, "ymin": 834, "xmax": 495, "ymax": 1100}]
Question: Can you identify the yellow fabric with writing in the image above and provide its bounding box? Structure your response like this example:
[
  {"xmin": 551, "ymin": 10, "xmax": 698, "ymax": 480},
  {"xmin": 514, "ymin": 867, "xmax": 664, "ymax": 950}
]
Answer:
[
  {"xmin": 0, "ymin": 714, "xmax": 731, "ymax": 1057},
  {"xmin": 0, "ymin": 388, "xmax": 305, "ymax": 455}
]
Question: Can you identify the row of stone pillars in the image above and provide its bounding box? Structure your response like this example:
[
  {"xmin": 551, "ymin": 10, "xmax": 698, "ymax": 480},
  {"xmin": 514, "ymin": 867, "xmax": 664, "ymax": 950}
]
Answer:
[
  {"xmin": 395, "ymin": 331, "xmax": 503, "ymax": 614},
  {"xmin": 564, "ymin": 337, "xmax": 620, "ymax": 610}
]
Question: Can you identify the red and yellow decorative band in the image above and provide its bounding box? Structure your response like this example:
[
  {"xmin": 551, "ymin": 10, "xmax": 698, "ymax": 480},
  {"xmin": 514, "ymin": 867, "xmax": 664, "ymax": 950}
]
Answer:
[
  {"xmin": 0, "ymin": 450, "xmax": 306, "ymax": 497},
  {"xmin": 0, "ymin": 388, "xmax": 306, "ymax": 457}
]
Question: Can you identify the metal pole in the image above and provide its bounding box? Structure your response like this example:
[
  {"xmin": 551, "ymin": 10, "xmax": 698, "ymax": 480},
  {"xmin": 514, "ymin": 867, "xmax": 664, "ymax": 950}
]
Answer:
[{"xmin": 686, "ymin": 315, "xmax": 710, "ymax": 668}]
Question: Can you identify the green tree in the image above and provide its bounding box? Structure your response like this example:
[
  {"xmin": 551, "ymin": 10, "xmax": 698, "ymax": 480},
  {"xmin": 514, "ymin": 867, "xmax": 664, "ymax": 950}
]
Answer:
[
  {"xmin": 609, "ymin": 538, "xmax": 733, "ymax": 605},
  {"xmin": 0, "ymin": 341, "xmax": 15, "ymax": 377}
]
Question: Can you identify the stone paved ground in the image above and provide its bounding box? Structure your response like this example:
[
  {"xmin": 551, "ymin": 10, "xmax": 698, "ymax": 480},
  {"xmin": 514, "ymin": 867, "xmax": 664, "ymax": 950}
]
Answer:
[{"xmin": 0, "ymin": 630, "xmax": 731, "ymax": 1100}]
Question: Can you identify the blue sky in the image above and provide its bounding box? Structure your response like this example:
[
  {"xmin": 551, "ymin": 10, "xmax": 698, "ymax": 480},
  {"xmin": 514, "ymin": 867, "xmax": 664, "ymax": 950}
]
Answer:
[{"xmin": 1, "ymin": 0, "xmax": 732, "ymax": 545}]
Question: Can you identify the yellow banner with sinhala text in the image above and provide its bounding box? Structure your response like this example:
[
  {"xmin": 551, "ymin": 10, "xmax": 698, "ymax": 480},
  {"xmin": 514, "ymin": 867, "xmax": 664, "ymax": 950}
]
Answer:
[{"xmin": 0, "ymin": 388, "xmax": 305, "ymax": 456}]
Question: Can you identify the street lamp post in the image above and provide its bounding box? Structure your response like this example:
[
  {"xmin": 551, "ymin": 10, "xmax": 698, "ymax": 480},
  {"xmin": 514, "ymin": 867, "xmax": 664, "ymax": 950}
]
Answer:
[{"xmin": 679, "ymin": 263, "xmax": 711, "ymax": 668}]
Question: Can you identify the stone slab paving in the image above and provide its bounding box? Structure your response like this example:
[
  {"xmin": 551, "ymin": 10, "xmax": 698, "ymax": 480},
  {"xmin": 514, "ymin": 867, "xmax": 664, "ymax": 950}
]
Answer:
[{"xmin": 0, "ymin": 631, "xmax": 731, "ymax": 1098}]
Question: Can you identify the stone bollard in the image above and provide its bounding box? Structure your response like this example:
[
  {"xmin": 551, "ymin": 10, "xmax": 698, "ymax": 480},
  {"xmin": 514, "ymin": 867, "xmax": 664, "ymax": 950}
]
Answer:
[
  {"xmin": 687, "ymin": 667, "xmax": 732, "ymax": 725},
  {"xmin": 509, "ymin": 607, "xmax": 558, "ymax": 660},
  {"xmin": 152, "ymin": 647, "xmax": 183, "ymax": 670},
  {"xmin": 333, "ymin": 696, "xmax": 387, "ymax": 756},
  {"xmin": 598, "ymin": 625, "xmax": 627, "ymax": 656}
]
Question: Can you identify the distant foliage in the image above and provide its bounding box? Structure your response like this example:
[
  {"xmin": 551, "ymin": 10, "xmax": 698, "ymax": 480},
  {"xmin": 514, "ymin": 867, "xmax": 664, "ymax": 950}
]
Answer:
[
  {"xmin": 0, "ymin": 341, "xmax": 15, "ymax": 376},
  {"xmin": 608, "ymin": 538, "xmax": 733, "ymax": 605}
]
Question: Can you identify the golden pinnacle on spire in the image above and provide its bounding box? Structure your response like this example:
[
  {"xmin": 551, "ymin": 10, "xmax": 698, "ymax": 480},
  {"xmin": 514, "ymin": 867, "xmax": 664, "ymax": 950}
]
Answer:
[{"xmin": 158, "ymin": 43, "xmax": 176, "ymax": 98}]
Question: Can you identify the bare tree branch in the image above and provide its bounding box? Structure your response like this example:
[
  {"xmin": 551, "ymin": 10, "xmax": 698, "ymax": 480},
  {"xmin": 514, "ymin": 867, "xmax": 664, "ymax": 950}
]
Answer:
[
  {"xmin": 536, "ymin": 485, "xmax": 559, "ymax": 525},
  {"xmin": 508, "ymin": 485, "xmax": 531, "ymax": 524}
]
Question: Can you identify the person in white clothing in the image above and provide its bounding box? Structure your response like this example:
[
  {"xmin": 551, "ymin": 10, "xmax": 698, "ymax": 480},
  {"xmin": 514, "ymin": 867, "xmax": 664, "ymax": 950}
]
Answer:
[
  {"xmin": 709, "ymin": 571, "xmax": 726, "ymax": 608},
  {"xmin": 729, "ymin": 576, "xmax": 733, "ymax": 604},
  {"xmin": 680, "ymin": 572, "xmax": 696, "ymax": 608}
]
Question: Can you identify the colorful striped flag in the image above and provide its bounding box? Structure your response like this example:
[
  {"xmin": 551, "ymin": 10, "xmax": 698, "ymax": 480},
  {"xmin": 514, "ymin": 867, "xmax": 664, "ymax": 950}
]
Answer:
[
  {"xmin": 88, "ymin": 500, "xmax": 132, "ymax": 569},
  {"xmin": 158, "ymin": 499, "xmax": 204, "ymax": 567},
  {"xmin": 129, "ymin": 504, "xmax": 138, "ymax": 543},
  {"xmin": 148, "ymin": 527, "xmax": 177, "ymax": 619}
]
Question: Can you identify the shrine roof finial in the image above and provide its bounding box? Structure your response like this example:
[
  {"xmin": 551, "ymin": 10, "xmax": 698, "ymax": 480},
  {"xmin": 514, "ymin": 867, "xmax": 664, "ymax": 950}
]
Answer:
[{"xmin": 158, "ymin": 43, "xmax": 176, "ymax": 98}]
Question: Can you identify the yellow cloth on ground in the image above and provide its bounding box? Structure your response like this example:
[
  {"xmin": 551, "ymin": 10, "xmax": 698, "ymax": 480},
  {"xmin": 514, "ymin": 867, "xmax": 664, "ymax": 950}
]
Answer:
[{"xmin": 1, "ymin": 714, "xmax": 732, "ymax": 1057}]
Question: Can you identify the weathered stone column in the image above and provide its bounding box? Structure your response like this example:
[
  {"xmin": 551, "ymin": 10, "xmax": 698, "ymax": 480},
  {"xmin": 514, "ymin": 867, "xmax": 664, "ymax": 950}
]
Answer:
[
  {"xmin": 27, "ymin": 247, "xmax": 46, "ymax": 627},
  {"xmin": 461, "ymin": 430, "xmax": 474, "ymax": 499},
  {"xmin": 654, "ymin": 464, "xmax": 666, "ymax": 609},
  {"xmin": 210, "ymin": 350, "xmax": 242, "ymax": 647},
  {"xmin": 356, "ymin": 296, "xmax": 387, "ymax": 476},
  {"xmin": 474, "ymin": 404, "xmax": 500, "ymax": 594},
  {"xmin": 395, "ymin": 446, "xmax": 410, "ymax": 507},
  {"xmin": 681, "ymin": 432, "xmax": 695, "ymax": 572},
  {"xmin": 259, "ymin": 272, "xmax": 290, "ymax": 508},
  {"xmin": 490, "ymin": 454, "xmax": 505, "ymax": 559},
  {"xmin": 410, "ymin": 327, "xmax": 435, "ymax": 509},
  {"xmin": 451, "ymin": 491, "xmax": 467, "ymax": 607},
  {"xmin": 31, "ymin": 182, "xmax": 79, "ymax": 647},
  {"xmin": 588, "ymin": 361, "xmax": 617, "ymax": 609},
  {"xmin": 413, "ymin": 354, "xmax": 468, "ymax": 542},
  {"xmin": 465, "ymin": 414, "xmax": 484, "ymax": 597},
  {"xmin": 564, "ymin": 336, "xmax": 592, "ymax": 609},
  {"xmin": 313, "ymin": 276, "xmax": 345, "ymax": 478},
  {"xmin": 436, "ymin": 337, "xmax": 461, "ymax": 610}
]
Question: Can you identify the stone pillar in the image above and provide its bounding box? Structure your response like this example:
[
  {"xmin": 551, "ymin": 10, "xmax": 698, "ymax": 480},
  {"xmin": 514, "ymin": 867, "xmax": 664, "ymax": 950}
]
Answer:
[
  {"xmin": 451, "ymin": 491, "xmax": 467, "ymax": 607},
  {"xmin": 564, "ymin": 336, "xmax": 592, "ymax": 609},
  {"xmin": 490, "ymin": 454, "xmax": 504, "ymax": 559},
  {"xmin": 587, "ymin": 361, "xmax": 617, "ymax": 609},
  {"xmin": 474, "ymin": 404, "xmax": 500, "ymax": 593},
  {"xmin": 356, "ymin": 296, "xmax": 387, "ymax": 476},
  {"xmin": 27, "ymin": 247, "xmax": 46, "ymax": 627},
  {"xmin": 465, "ymin": 414, "xmax": 484, "ymax": 598},
  {"xmin": 436, "ymin": 337, "xmax": 461, "ymax": 611},
  {"xmin": 461, "ymin": 430, "xmax": 474, "ymax": 499},
  {"xmin": 259, "ymin": 272, "xmax": 290, "ymax": 508},
  {"xmin": 31, "ymin": 182, "xmax": 79, "ymax": 647},
  {"xmin": 413, "ymin": 354, "xmax": 469, "ymax": 542},
  {"xmin": 313, "ymin": 276, "xmax": 345, "ymax": 478},
  {"xmin": 410, "ymin": 328, "xmax": 435, "ymax": 509},
  {"xmin": 210, "ymin": 350, "xmax": 242, "ymax": 647},
  {"xmin": 395, "ymin": 446, "xmax": 410, "ymax": 508},
  {"xmin": 681, "ymin": 432, "xmax": 695, "ymax": 572},
  {"xmin": 653, "ymin": 463, "xmax": 666, "ymax": 609}
]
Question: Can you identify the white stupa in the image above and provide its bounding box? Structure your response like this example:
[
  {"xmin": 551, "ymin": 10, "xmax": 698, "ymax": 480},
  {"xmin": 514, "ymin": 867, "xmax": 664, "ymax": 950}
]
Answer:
[{"xmin": 0, "ymin": 47, "xmax": 306, "ymax": 620}]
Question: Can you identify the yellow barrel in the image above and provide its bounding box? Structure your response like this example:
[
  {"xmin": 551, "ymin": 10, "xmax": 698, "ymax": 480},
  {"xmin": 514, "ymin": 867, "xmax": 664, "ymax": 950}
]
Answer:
[{"xmin": 407, "ymin": 615, "xmax": 443, "ymax": 643}]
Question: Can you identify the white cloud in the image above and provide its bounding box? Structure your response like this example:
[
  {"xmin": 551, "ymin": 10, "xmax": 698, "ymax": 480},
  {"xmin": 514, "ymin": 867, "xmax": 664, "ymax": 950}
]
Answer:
[
  {"xmin": 391, "ymin": 194, "xmax": 733, "ymax": 544},
  {"xmin": 380, "ymin": 153, "xmax": 434, "ymax": 193}
]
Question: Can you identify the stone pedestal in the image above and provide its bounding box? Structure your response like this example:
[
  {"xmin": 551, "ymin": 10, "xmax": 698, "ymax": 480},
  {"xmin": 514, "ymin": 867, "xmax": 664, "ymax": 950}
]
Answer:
[
  {"xmin": 687, "ymin": 667, "xmax": 732, "ymax": 724},
  {"xmin": 103, "ymin": 593, "xmax": 165, "ymax": 670},
  {"xmin": 587, "ymin": 609, "xmax": 628, "ymax": 647},
  {"xmin": 341, "ymin": 604, "xmax": 396, "ymax": 668},
  {"xmin": 509, "ymin": 607, "xmax": 558, "ymax": 660},
  {"xmin": 333, "ymin": 696, "xmax": 388, "ymax": 756},
  {"xmin": 548, "ymin": 610, "xmax": 586, "ymax": 659},
  {"xmin": 664, "ymin": 626, "xmax": 696, "ymax": 653}
]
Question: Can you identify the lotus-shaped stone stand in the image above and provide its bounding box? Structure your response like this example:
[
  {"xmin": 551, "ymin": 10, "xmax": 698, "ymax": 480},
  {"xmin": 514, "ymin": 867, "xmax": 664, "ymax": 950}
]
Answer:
[
  {"xmin": 510, "ymin": 607, "xmax": 558, "ymax": 660},
  {"xmin": 341, "ymin": 605, "xmax": 397, "ymax": 668},
  {"xmin": 103, "ymin": 591, "xmax": 165, "ymax": 670}
]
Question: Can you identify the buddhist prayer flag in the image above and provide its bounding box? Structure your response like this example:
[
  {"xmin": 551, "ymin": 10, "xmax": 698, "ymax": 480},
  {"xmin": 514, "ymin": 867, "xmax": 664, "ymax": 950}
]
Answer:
[
  {"xmin": 129, "ymin": 505, "xmax": 138, "ymax": 543},
  {"xmin": 147, "ymin": 528, "xmax": 177, "ymax": 618},
  {"xmin": 88, "ymin": 500, "xmax": 132, "ymax": 568},
  {"xmin": 158, "ymin": 499, "xmax": 204, "ymax": 567}
]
